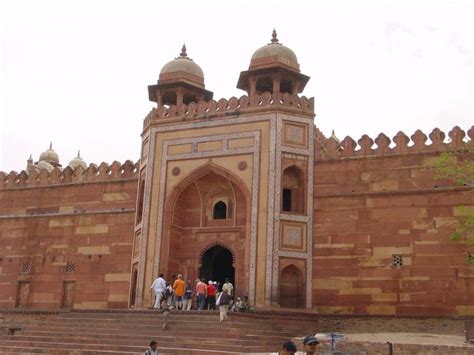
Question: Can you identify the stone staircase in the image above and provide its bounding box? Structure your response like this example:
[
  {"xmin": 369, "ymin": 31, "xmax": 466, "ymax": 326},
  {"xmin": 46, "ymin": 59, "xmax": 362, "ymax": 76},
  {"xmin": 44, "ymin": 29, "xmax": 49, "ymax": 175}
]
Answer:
[{"xmin": 0, "ymin": 309, "xmax": 318, "ymax": 354}]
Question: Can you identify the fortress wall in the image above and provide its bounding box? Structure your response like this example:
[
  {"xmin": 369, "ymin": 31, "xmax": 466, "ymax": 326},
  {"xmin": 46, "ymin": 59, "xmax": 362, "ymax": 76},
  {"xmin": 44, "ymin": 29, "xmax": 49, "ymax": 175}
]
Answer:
[
  {"xmin": 0, "ymin": 163, "xmax": 138, "ymax": 309},
  {"xmin": 312, "ymin": 135, "xmax": 474, "ymax": 315}
]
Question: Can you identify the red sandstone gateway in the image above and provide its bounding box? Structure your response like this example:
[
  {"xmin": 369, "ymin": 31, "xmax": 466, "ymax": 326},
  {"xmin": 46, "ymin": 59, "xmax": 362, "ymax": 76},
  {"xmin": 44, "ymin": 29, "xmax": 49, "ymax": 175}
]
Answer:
[{"xmin": 0, "ymin": 31, "xmax": 472, "ymax": 321}]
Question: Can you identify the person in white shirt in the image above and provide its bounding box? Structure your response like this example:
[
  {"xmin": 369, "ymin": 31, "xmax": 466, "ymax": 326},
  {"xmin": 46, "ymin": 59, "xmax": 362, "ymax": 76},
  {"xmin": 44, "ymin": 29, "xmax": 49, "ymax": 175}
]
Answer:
[
  {"xmin": 222, "ymin": 277, "xmax": 233, "ymax": 297},
  {"xmin": 150, "ymin": 273, "xmax": 166, "ymax": 309}
]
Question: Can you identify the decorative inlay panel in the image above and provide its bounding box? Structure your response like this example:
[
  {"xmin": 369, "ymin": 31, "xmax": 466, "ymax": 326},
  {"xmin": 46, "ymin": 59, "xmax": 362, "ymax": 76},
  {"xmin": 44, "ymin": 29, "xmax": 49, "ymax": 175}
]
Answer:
[
  {"xmin": 280, "ymin": 221, "xmax": 306, "ymax": 252},
  {"xmin": 306, "ymin": 122, "xmax": 314, "ymax": 308},
  {"xmin": 265, "ymin": 118, "xmax": 277, "ymax": 306},
  {"xmin": 283, "ymin": 122, "xmax": 308, "ymax": 148},
  {"xmin": 135, "ymin": 129, "xmax": 155, "ymax": 306},
  {"xmin": 280, "ymin": 213, "xmax": 309, "ymax": 223}
]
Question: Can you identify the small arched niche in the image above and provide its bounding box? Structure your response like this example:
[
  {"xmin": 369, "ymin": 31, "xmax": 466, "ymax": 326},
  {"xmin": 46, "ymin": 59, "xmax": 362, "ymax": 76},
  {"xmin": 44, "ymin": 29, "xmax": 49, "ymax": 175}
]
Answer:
[
  {"xmin": 281, "ymin": 165, "xmax": 305, "ymax": 213},
  {"xmin": 213, "ymin": 200, "xmax": 227, "ymax": 219}
]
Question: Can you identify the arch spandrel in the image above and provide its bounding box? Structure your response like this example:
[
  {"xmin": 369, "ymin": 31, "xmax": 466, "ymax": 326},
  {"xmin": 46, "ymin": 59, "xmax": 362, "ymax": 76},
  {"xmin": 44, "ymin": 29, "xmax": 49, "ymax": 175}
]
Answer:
[{"xmin": 165, "ymin": 162, "xmax": 252, "ymax": 207}]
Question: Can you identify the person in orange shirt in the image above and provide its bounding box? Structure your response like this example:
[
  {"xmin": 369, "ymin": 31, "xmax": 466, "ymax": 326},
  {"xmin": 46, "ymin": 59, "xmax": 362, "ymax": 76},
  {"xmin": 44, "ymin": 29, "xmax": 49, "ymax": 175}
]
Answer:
[
  {"xmin": 195, "ymin": 278, "xmax": 207, "ymax": 310},
  {"xmin": 172, "ymin": 274, "xmax": 185, "ymax": 310}
]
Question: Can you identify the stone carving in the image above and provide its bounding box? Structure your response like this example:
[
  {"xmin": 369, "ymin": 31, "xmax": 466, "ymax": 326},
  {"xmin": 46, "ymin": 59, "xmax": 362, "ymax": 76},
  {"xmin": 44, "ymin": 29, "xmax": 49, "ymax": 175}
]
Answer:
[
  {"xmin": 143, "ymin": 92, "xmax": 315, "ymax": 128},
  {"xmin": 0, "ymin": 161, "xmax": 139, "ymax": 189},
  {"xmin": 171, "ymin": 167, "xmax": 181, "ymax": 176},
  {"xmin": 238, "ymin": 161, "xmax": 247, "ymax": 171},
  {"xmin": 314, "ymin": 126, "xmax": 473, "ymax": 161}
]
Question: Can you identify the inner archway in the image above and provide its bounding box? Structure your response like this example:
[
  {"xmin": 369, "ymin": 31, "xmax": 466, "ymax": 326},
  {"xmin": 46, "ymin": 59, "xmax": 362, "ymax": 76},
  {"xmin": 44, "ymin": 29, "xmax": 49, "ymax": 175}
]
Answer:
[
  {"xmin": 200, "ymin": 245, "xmax": 235, "ymax": 291},
  {"xmin": 161, "ymin": 163, "xmax": 251, "ymax": 299}
]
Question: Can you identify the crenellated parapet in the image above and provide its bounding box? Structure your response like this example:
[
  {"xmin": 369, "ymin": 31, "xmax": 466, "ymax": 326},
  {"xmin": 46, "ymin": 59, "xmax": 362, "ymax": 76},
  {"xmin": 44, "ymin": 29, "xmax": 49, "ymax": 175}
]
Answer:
[
  {"xmin": 143, "ymin": 92, "xmax": 315, "ymax": 129},
  {"xmin": 0, "ymin": 160, "xmax": 139, "ymax": 190},
  {"xmin": 315, "ymin": 126, "xmax": 473, "ymax": 161}
]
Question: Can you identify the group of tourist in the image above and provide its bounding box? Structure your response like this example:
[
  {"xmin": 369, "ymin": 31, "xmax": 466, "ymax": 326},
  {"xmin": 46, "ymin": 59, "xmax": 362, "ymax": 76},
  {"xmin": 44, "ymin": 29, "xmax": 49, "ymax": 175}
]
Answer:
[
  {"xmin": 150, "ymin": 273, "xmax": 248, "ymax": 323},
  {"xmin": 150, "ymin": 274, "xmax": 237, "ymax": 311}
]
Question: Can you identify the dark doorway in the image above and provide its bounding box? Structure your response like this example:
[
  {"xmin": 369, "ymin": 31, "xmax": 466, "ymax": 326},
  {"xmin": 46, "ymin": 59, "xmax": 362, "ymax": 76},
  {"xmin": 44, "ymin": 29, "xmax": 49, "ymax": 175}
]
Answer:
[
  {"xmin": 200, "ymin": 245, "xmax": 234, "ymax": 291},
  {"xmin": 213, "ymin": 201, "xmax": 227, "ymax": 219},
  {"xmin": 282, "ymin": 188, "xmax": 292, "ymax": 212}
]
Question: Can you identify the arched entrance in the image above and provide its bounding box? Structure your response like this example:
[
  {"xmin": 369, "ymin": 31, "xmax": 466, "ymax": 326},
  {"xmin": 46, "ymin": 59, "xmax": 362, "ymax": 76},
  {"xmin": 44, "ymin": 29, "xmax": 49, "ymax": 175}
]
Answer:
[
  {"xmin": 160, "ymin": 163, "xmax": 251, "ymax": 298},
  {"xmin": 200, "ymin": 245, "xmax": 235, "ymax": 290},
  {"xmin": 279, "ymin": 265, "xmax": 305, "ymax": 308}
]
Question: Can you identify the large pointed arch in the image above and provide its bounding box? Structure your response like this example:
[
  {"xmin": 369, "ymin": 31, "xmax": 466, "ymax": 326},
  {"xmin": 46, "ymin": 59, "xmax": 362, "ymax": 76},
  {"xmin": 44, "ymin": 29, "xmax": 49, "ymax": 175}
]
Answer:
[{"xmin": 159, "ymin": 162, "xmax": 252, "ymax": 298}]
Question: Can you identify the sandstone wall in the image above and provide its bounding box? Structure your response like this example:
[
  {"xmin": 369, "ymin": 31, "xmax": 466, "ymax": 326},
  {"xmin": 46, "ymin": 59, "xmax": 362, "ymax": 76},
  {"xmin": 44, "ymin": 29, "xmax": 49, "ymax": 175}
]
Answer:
[
  {"xmin": 0, "ymin": 162, "xmax": 138, "ymax": 309},
  {"xmin": 313, "ymin": 127, "xmax": 474, "ymax": 315}
]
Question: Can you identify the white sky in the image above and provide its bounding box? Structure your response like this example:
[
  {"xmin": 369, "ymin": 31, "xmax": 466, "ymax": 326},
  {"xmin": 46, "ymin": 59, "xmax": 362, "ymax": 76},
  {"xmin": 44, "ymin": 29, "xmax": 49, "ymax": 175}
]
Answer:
[{"xmin": 0, "ymin": 0, "xmax": 472, "ymax": 172}]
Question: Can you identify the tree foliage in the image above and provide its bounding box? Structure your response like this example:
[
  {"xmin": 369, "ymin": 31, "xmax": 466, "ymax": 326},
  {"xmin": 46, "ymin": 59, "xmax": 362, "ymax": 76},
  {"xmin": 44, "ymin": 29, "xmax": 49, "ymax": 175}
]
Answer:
[{"xmin": 434, "ymin": 150, "xmax": 474, "ymax": 264}]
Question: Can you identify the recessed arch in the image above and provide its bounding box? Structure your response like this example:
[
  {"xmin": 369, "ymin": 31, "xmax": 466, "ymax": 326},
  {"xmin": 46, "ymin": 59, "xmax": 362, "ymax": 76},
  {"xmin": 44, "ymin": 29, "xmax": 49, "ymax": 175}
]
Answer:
[
  {"xmin": 160, "ymin": 162, "xmax": 251, "ymax": 298},
  {"xmin": 282, "ymin": 165, "xmax": 306, "ymax": 213},
  {"xmin": 279, "ymin": 264, "xmax": 305, "ymax": 308}
]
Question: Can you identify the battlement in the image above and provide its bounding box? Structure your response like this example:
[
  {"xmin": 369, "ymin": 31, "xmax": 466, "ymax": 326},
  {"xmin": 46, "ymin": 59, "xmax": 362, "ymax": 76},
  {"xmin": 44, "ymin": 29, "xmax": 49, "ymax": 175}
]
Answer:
[
  {"xmin": 0, "ymin": 160, "xmax": 139, "ymax": 190},
  {"xmin": 143, "ymin": 92, "xmax": 314, "ymax": 129},
  {"xmin": 315, "ymin": 126, "xmax": 473, "ymax": 161}
]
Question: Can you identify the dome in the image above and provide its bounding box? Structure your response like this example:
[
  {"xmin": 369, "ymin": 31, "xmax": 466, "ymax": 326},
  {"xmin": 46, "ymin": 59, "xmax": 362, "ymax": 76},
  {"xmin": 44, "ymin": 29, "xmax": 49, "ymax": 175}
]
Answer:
[
  {"xmin": 68, "ymin": 151, "xmax": 87, "ymax": 170},
  {"xmin": 39, "ymin": 143, "xmax": 59, "ymax": 165},
  {"xmin": 160, "ymin": 58, "xmax": 204, "ymax": 79},
  {"xmin": 159, "ymin": 45, "xmax": 204, "ymax": 84},
  {"xmin": 250, "ymin": 30, "xmax": 299, "ymax": 71},
  {"xmin": 36, "ymin": 160, "xmax": 54, "ymax": 173}
]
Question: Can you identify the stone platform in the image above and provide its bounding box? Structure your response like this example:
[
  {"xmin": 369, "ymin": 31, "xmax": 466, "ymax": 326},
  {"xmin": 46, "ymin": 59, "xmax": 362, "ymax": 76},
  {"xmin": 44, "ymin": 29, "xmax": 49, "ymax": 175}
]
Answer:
[
  {"xmin": 0, "ymin": 308, "xmax": 473, "ymax": 354},
  {"xmin": 0, "ymin": 308, "xmax": 316, "ymax": 354}
]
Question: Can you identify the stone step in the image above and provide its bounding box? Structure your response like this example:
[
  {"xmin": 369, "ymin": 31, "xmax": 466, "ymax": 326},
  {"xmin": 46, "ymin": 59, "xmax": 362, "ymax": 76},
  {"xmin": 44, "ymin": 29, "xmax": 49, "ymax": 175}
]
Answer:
[
  {"xmin": 2, "ymin": 334, "xmax": 285, "ymax": 349},
  {"xmin": 20, "ymin": 328, "xmax": 294, "ymax": 341},
  {"xmin": 22, "ymin": 322, "xmax": 302, "ymax": 335},
  {"xmin": 0, "ymin": 338, "xmax": 277, "ymax": 353},
  {"xmin": 0, "ymin": 344, "xmax": 252, "ymax": 355},
  {"xmin": 30, "ymin": 317, "xmax": 293, "ymax": 328},
  {"xmin": 57, "ymin": 313, "xmax": 304, "ymax": 326},
  {"xmin": 0, "ymin": 309, "xmax": 317, "ymax": 354},
  {"xmin": 64, "ymin": 310, "xmax": 317, "ymax": 323}
]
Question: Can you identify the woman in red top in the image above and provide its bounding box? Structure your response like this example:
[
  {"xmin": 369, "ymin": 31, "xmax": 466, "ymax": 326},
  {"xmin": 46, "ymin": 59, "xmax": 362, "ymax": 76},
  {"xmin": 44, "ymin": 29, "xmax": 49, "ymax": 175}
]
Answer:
[{"xmin": 206, "ymin": 281, "xmax": 217, "ymax": 310}]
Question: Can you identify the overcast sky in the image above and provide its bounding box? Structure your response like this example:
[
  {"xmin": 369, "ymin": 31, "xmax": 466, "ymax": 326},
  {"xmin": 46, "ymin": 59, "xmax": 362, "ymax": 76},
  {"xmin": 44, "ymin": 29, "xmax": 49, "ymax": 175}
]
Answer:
[{"xmin": 0, "ymin": 0, "xmax": 472, "ymax": 172}]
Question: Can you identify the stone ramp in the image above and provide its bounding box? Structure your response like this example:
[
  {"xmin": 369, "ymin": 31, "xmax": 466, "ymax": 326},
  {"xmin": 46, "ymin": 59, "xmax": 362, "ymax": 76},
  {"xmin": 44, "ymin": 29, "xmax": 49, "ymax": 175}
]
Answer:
[{"xmin": 0, "ymin": 309, "xmax": 317, "ymax": 354}]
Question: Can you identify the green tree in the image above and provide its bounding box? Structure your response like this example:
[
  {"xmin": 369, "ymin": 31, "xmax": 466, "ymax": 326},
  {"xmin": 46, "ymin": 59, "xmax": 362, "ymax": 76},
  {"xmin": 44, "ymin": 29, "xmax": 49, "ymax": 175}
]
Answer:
[{"xmin": 434, "ymin": 150, "xmax": 474, "ymax": 264}]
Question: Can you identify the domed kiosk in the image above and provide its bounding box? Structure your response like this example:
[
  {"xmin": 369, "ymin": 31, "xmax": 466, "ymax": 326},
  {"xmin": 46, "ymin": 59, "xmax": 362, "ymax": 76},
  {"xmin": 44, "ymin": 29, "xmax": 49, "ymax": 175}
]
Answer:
[
  {"xmin": 148, "ymin": 45, "xmax": 213, "ymax": 107},
  {"xmin": 237, "ymin": 30, "xmax": 310, "ymax": 96},
  {"xmin": 68, "ymin": 151, "xmax": 87, "ymax": 170},
  {"xmin": 38, "ymin": 142, "xmax": 60, "ymax": 167}
]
